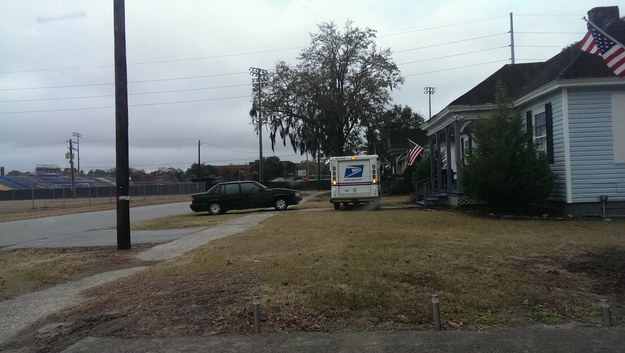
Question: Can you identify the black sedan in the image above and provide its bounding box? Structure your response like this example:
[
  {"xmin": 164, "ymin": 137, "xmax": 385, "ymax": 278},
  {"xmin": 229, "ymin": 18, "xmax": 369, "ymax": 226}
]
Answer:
[{"xmin": 190, "ymin": 181, "xmax": 302, "ymax": 215}]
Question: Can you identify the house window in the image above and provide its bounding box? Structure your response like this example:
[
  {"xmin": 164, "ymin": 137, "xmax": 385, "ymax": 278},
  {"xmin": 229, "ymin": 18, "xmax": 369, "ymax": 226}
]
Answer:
[
  {"xmin": 526, "ymin": 103, "xmax": 554, "ymax": 163},
  {"xmin": 533, "ymin": 111, "xmax": 547, "ymax": 153}
]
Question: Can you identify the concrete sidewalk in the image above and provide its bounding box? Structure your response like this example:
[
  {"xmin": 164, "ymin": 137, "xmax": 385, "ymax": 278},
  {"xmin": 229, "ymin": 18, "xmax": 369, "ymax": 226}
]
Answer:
[
  {"xmin": 62, "ymin": 327, "xmax": 625, "ymax": 353},
  {"xmin": 0, "ymin": 212, "xmax": 276, "ymax": 346}
]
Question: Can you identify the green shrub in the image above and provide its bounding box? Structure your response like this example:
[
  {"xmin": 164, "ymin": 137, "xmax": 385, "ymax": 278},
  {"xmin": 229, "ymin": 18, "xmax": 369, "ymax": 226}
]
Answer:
[{"xmin": 460, "ymin": 82, "xmax": 555, "ymax": 212}]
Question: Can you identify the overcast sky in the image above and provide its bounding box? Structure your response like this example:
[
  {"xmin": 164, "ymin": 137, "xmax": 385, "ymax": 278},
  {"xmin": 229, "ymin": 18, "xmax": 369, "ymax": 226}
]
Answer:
[{"xmin": 0, "ymin": 0, "xmax": 613, "ymax": 173}]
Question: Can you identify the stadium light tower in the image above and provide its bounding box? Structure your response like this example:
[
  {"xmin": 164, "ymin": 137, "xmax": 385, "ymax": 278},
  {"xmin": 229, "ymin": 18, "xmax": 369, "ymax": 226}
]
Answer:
[{"xmin": 424, "ymin": 86, "xmax": 436, "ymax": 120}]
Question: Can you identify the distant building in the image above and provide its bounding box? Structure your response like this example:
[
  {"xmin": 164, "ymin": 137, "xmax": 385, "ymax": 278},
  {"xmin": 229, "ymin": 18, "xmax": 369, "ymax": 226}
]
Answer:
[{"xmin": 213, "ymin": 163, "xmax": 253, "ymax": 181}]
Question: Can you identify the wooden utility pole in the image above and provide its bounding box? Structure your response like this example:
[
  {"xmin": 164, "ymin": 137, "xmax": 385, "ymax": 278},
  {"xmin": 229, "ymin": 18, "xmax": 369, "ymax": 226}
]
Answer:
[
  {"xmin": 114, "ymin": 0, "xmax": 130, "ymax": 250},
  {"xmin": 249, "ymin": 67, "xmax": 267, "ymax": 182},
  {"xmin": 67, "ymin": 139, "xmax": 76, "ymax": 198}
]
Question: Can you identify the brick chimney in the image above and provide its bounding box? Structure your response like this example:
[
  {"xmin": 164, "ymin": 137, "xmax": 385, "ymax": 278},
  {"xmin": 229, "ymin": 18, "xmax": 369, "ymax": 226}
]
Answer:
[{"xmin": 588, "ymin": 6, "xmax": 620, "ymax": 29}]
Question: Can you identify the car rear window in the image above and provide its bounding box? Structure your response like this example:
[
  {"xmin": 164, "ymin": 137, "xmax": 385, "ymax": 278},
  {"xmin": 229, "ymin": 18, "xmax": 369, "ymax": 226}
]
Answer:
[
  {"xmin": 208, "ymin": 185, "xmax": 221, "ymax": 194},
  {"xmin": 241, "ymin": 182, "xmax": 262, "ymax": 193}
]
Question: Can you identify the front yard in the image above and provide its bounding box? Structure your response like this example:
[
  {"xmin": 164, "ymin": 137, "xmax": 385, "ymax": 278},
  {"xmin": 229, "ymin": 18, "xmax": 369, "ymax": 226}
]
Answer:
[{"xmin": 2, "ymin": 195, "xmax": 624, "ymax": 351}]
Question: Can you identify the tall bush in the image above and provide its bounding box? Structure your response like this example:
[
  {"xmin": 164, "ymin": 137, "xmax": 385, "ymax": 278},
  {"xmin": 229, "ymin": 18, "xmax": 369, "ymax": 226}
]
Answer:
[{"xmin": 460, "ymin": 82, "xmax": 555, "ymax": 211}]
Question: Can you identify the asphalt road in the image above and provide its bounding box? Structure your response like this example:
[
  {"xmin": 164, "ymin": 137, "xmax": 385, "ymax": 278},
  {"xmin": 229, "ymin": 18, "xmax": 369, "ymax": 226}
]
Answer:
[{"xmin": 0, "ymin": 202, "xmax": 200, "ymax": 249}]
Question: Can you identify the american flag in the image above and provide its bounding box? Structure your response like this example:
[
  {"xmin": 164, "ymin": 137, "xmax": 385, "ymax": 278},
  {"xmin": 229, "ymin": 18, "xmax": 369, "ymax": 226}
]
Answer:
[
  {"xmin": 406, "ymin": 139, "xmax": 424, "ymax": 166},
  {"xmin": 579, "ymin": 22, "xmax": 625, "ymax": 77}
]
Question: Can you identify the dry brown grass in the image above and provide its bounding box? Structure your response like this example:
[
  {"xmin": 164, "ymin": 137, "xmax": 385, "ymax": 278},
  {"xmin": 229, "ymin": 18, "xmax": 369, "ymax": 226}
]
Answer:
[
  {"xmin": 5, "ymin": 196, "xmax": 625, "ymax": 351},
  {"xmin": 0, "ymin": 244, "xmax": 156, "ymax": 301},
  {"xmin": 50, "ymin": 205, "xmax": 625, "ymax": 338}
]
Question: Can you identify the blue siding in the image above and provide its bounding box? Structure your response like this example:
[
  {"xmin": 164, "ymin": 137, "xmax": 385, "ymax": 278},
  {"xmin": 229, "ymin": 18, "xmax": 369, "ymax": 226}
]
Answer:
[
  {"xmin": 519, "ymin": 92, "xmax": 567, "ymax": 202},
  {"xmin": 568, "ymin": 88, "xmax": 625, "ymax": 203},
  {"xmin": 549, "ymin": 94, "xmax": 566, "ymax": 202}
]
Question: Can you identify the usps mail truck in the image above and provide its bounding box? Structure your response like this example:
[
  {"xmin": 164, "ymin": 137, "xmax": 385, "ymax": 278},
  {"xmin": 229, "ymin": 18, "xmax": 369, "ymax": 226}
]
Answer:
[{"xmin": 328, "ymin": 154, "xmax": 381, "ymax": 210}]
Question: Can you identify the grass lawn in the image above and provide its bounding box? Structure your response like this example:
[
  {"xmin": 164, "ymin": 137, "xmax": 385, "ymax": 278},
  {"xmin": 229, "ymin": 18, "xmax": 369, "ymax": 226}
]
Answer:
[
  {"xmin": 67, "ymin": 205, "xmax": 625, "ymax": 335},
  {"xmin": 0, "ymin": 211, "xmax": 241, "ymax": 301}
]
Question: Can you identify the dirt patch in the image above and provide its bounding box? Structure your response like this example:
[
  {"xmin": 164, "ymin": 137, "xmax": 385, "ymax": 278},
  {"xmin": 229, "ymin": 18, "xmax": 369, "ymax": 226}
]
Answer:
[
  {"xmin": 0, "ymin": 244, "xmax": 158, "ymax": 301},
  {"xmin": 565, "ymin": 248, "xmax": 625, "ymax": 297},
  {"xmin": 3, "ymin": 271, "xmax": 259, "ymax": 352}
]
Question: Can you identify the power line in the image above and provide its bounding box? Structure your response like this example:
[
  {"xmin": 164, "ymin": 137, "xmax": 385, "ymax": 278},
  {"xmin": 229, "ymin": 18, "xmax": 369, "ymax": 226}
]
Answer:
[
  {"xmin": 0, "ymin": 95, "xmax": 250, "ymax": 114},
  {"xmin": 397, "ymin": 46, "xmax": 508, "ymax": 66},
  {"xmin": 0, "ymin": 83, "xmax": 251, "ymax": 103},
  {"xmin": 0, "ymin": 72, "xmax": 248, "ymax": 91},
  {"xmin": 393, "ymin": 32, "xmax": 508, "ymax": 53},
  {"xmin": 404, "ymin": 59, "xmax": 509, "ymax": 77},
  {"xmin": 380, "ymin": 15, "xmax": 507, "ymax": 37}
]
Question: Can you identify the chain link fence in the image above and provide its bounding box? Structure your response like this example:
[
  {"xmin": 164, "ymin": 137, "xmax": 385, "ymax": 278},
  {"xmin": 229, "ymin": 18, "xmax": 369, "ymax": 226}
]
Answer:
[{"xmin": 0, "ymin": 182, "xmax": 206, "ymax": 202}]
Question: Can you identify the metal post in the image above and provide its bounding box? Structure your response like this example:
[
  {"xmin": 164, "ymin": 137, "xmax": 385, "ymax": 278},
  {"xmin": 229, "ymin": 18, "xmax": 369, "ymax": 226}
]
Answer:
[
  {"xmin": 32, "ymin": 188, "xmax": 35, "ymax": 209},
  {"xmin": 509, "ymin": 12, "xmax": 515, "ymax": 64},
  {"xmin": 252, "ymin": 295, "xmax": 261, "ymax": 334},
  {"xmin": 432, "ymin": 293, "xmax": 441, "ymax": 331},
  {"xmin": 600, "ymin": 195, "xmax": 608, "ymax": 219},
  {"xmin": 601, "ymin": 299, "xmax": 612, "ymax": 327}
]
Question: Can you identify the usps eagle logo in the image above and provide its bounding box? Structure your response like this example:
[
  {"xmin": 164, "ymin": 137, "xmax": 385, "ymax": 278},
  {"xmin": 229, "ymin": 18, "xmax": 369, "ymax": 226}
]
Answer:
[{"xmin": 344, "ymin": 165, "xmax": 364, "ymax": 178}]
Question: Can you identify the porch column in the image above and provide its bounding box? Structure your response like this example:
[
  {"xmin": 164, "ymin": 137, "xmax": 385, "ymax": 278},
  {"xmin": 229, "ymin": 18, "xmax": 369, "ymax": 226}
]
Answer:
[
  {"xmin": 445, "ymin": 125, "xmax": 452, "ymax": 192},
  {"xmin": 454, "ymin": 119, "xmax": 463, "ymax": 193},
  {"xmin": 436, "ymin": 131, "xmax": 442, "ymax": 193},
  {"xmin": 429, "ymin": 134, "xmax": 435, "ymax": 191}
]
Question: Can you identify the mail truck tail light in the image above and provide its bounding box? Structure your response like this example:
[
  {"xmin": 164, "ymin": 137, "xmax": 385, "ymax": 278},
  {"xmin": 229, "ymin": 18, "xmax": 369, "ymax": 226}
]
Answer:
[{"xmin": 371, "ymin": 164, "xmax": 377, "ymax": 184}]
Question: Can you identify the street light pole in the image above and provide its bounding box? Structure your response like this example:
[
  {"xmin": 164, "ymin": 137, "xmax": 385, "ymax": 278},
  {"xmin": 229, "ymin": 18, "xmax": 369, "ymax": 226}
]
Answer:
[
  {"xmin": 250, "ymin": 67, "xmax": 268, "ymax": 182},
  {"xmin": 424, "ymin": 86, "xmax": 436, "ymax": 120}
]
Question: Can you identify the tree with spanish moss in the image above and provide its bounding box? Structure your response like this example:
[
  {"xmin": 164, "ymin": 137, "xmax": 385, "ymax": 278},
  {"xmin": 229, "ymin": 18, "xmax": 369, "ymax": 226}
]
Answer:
[{"xmin": 254, "ymin": 21, "xmax": 403, "ymax": 158}]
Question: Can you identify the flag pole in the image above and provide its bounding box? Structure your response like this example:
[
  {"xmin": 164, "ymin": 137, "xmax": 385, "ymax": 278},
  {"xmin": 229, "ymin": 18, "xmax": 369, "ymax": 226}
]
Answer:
[{"xmin": 583, "ymin": 17, "xmax": 625, "ymax": 49}]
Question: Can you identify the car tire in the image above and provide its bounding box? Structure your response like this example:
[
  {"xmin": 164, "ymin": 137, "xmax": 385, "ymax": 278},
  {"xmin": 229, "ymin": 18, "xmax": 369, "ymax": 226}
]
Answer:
[
  {"xmin": 208, "ymin": 202, "xmax": 223, "ymax": 215},
  {"xmin": 274, "ymin": 197, "xmax": 288, "ymax": 211},
  {"xmin": 333, "ymin": 202, "xmax": 340, "ymax": 210}
]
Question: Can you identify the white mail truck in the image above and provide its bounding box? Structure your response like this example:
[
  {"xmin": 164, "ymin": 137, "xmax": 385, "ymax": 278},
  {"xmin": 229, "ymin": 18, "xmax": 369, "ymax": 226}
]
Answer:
[{"xmin": 328, "ymin": 154, "xmax": 381, "ymax": 210}]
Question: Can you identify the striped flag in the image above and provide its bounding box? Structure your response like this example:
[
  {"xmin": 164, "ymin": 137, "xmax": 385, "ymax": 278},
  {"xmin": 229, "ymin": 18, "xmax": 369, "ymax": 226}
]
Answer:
[
  {"xmin": 406, "ymin": 139, "xmax": 424, "ymax": 166},
  {"xmin": 579, "ymin": 22, "xmax": 625, "ymax": 77},
  {"xmin": 578, "ymin": 30, "xmax": 599, "ymax": 54}
]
